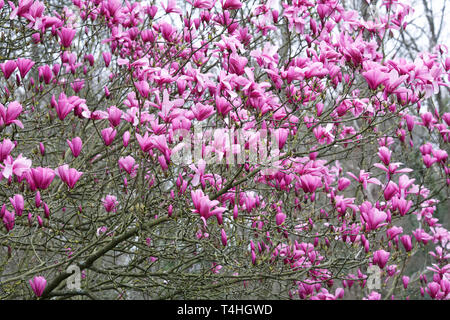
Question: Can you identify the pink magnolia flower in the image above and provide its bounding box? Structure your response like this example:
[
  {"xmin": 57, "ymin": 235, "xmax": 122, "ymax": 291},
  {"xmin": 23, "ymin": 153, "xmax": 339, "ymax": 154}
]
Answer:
[
  {"xmin": 38, "ymin": 65, "xmax": 53, "ymax": 84},
  {"xmin": 56, "ymin": 164, "xmax": 83, "ymax": 189},
  {"xmin": 16, "ymin": 58, "xmax": 34, "ymax": 78},
  {"xmin": 359, "ymin": 201, "xmax": 387, "ymax": 231},
  {"xmin": 0, "ymin": 138, "xmax": 15, "ymax": 162},
  {"xmin": 0, "ymin": 101, "xmax": 24, "ymax": 128},
  {"xmin": 57, "ymin": 27, "xmax": 76, "ymax": 48},
  {"xmin": 135, "ymin": 80, "xmax": 150, "ymax": 98},
  {"xmin": 123, "ymin": 131, "xmax": 130, "ymax": 148},
  {"xmin": 28, "ymin": 167, "xmax": 55, "ymax": 190},
  {"xmin": 103, "ymin": 194, "xmax": 118, "ymax": 213},
  {"xmin": 384, "ymin": 181, "xmax": 399, "ymax": 201},
  {"xmin": 377, "ymin": 147, "xmax": 392, "ymax": 165},
  {"xmin": 1, "ymin": 154, "xmax": 32, "ymax": 179},
  {"xmin": 102, "ymin": 51, "xmax": 112, "ymax": 67},
  {"xmin": 400, "ymin": 235, "xmax": 412, "ymax": 252},
  {"xmin": 222, "ymin": 0, "xmax": 242, "ymax": 10},
  {"xmin": 67, "ymin": 137, "xmax": 82, "ymax": 158},
  {"xmin": 432, "ymin": 149, "xmax": 448, "ymax": 164},
  {"xmin": 386, "ymin": 226, "xmax": 403, "ymax": 240},
  {"xmin": 191, "ymin": 189, "xmax": 226, "ymax": 223},
  {"xmin": 192, "ymin": 103, "xmax": 215, "ymax": 121},
  {"xmin": 337, "ymin": 177, "xmax": 351, "ymax": 191},
  {"xmin": 299, "ymin": 174, "xmax": 322, "ymax": 193},
  {"xmin": 275, "ymin": 212, "xmax": 286, "ymax": 226},
  {"xmin": 347, "ymin": 170, "xmax": 381, "ymax": 190},
  {"xmin": 101, "ymin": 127, "xmax": 117, "ymax": 146},
  {"xmin": 161, "ymin": 0, "xmax": 182, "ymax": 14},
  {"xmin": 402, "ymin": 276, "xmax": 410, "ymax": 289},
  {"xmin": 362, "ymin": 69, "xmax": 389, "ymax": 90},
  {"xmin": 419, "ymin": 143, "xmax": 433, "ymax": 155},
  {"xmin": 275, "ymin": 128, "xmax": 289, "ymax": 150},
  {"xmin": 422, "ymin": 154, "xmax": 437, "ymax": 168},
  {"xmin": 190, "ymin": 159, "xmax": 206, "ymax": 187},
  {"xmin": 3, "ymin": 209, "xmax": 15, "ymax": 232},
  {"xmin": 391, "ymin": 196, "xmax": 412, "ymax": 216},
  {"xmin": 54, "ymin": 93, "xmax": 74, "ymax": 121},
  {"xmin": 221, "ymin": 229, "xmax": 227, "ymax": 246},
  {"xmin": 107, "ymin": 105, "xmax": 122, "ymax": 127},
  {"xmin": 29, "ymin": 276, "xmax": 46, "ymax": 297},
  {"xmin": 70, "ymin": 79, "xmax": 84, "ymax": 93},
  {"xmin": 215, "ymin": 96, "xmax": 232, "ymax": 116},
  {"xmin": 118, "ymin": 155, "xmax": 136, "ymax": 175},
  {"xmin": 373, "ymin": 250, "xmax": 390, "ymax": 269},
  {"xmin": 10, "ymin": 194, "xmax": 24, "ymax": 217},
  {"xmin": 0, "ymin": 60, "xmax": 17, "ymax": 79},
  {"xmin": 426, "ymin": 282, "xmax": 441, "ymax": 299},
  {"xmin": 136, "ymin": 132, "xmax": 153, "ymax": 152}
]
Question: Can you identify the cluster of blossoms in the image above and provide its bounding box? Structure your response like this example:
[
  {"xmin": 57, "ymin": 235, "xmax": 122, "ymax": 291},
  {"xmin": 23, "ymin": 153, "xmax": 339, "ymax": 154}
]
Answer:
[{"xmin": 0, "ymin": 0, "xmax": 448, "ymax": 300}]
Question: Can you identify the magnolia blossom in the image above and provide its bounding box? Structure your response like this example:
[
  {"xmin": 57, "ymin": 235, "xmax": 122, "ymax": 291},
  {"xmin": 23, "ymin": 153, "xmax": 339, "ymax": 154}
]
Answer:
[
  {"xmin": 29, "ymin": 276, "xmax": 46, "ymax": 298},
  {"xmin": 56, "ymin": 165, "xmax": 83, "ymax": 189}
]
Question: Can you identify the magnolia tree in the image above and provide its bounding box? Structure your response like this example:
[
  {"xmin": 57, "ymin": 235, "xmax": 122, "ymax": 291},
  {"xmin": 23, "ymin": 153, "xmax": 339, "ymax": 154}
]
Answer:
[{"xmin": 0, "ymin": 0, "xmax": 449, "ymax": 300}]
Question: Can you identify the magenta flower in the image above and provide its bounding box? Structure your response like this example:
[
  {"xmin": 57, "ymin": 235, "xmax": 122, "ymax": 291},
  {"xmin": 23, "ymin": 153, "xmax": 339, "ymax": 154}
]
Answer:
[
  {"xmin": 0, "ymin": 101, "xmax": 24, "ymax": 128},
  {"xmin": 362, "ymin": 69, "xmax": 389, "ymax": 90},
  {"xmin": 103, "ymin": 194, "xmax": 118, "ymax": 213},
  {"xmin": 373, "ymin": 250, "xmax": 390, "ymax": 269},
  {"xmin": 118, "ymin": 155, "xmax": 136, "ymax": 175},
  {"xmin": 275, "ymin": 212, "xmax": 286, "ymax": 226},
  {"xmin": 57, "ymin": 27, "xmax": 76, "ymax": 48},
  {"xmin": 383, "ymin": 181, "xmax": 398, "ymax": 201},
  {"xmin": 221, "ymin": 229, "xmax": 227, "ymax": 246},
  {"xmin": 123, "ymin": 131, "xmax": 130, "ymax": 148},
  {"xmin": 426, "ymin": 282, "xmax": 441, "ymax": 299},
  {"xmin": 10, "ymin": 194, "xmax": 24, "ymax": 217},
  {"xmin": 400, "ymin": 235, "xmax": 412, "ymax": 252},
  {"xmin": 299, "ymin": 174, "xmax": 322, "ymax": 193},
  {"xmin": 107, "ymin": 105, "xmax": 122, "ymax": 127},
  {"xmin": 419, "ymin": 143, "xmax": 433, "ymax": 155},
  {"xmin": 215, "ymin": 96, "xmax": 232, "ymax": 116},
  {"xmin": 38, "ymin": 65, "xmax": 53, "ymax": 84},
  {"xmin": 67, "ymin": 137, "xmax": 82, "ymax": 158},
  {"xmin": 29, "ymin": 276, "xmax": 47, "ymax": 297},
  {"xmin": 222, "ymin": 0, "xmax": 242, "ymax": 10},
  {"xmin": 70, "ymin": 79, "xmax": 84, "ymax": 93},
  {"xmin": 192, "ymin": 103, "xmax": 215, "ymax": 121},
  {"xmin": 432, "ymin": 149, "xmax": 448, "ymax": 164},
  {"xmin": 359, "ymin": 201, "xmax": 387, "ymax": 231},
  {"xmin": 275, "ymin": 128, "xmax": 289, "ymax": 150},
  {"xmin": 337, "ymin": 177, "xmax": 351, "ymax": 191},
  {"xmin": 422, "ymin": 154, "xmax": 437, "ymax": 168},
  {"xmin": 0, "ymin": 60, "xmax": 17, "ymax": 79},
  {"xmin": 102, "ymin": 51, "xmax": 112, "ymax": 67},
  {"xmin": 55, "ymin": 93, "xmax": 74, "ymax": 121},
  {"xmin": 0, "ymin": 138, "xmax": 15, "ymax": 162},
  {"xmin": 56, "ymin": 164, "xmax": 83, "ymax": 189},
  {"xmin": 39, "ymin": 142, "xmax": 45, "ymax": 156},
  {"xmin": 386, "ymin": 226, "xmax": 403, "ymax": 240},
  {"xmin": 16, "ymin": 58, "xmax": 34, "ymax": 78},
  {"xmin": 1, "ymin": 154, "xmax": 31, "ymax": 179},
  {"xmin": 402, "ymin": 276, "xmax": 410, "ymax": 289},
  {"xmin": 2, "ymin": 209, "xmax": 15, "ymax": 232},
  {"xmin": 377, "ymin": 147, "xmax": 392, "ymax": 166},
  {"xmin": 135, "ymin": 80, "xmax": 150, "ymax": 98},
  {"xmin": 28, "ymin": 167, "xmax": 55, "ymax": 190},
  {"xmin": 136, "ymin": 132, "xmax": 153, "ymax": 152},
  {"xmin": 101, "ymin": 127, "xmax": 117, "ymax": 146},
  {"xmin": 191, "ymin": 189, "xmax": 226, "ymax": 223}
]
